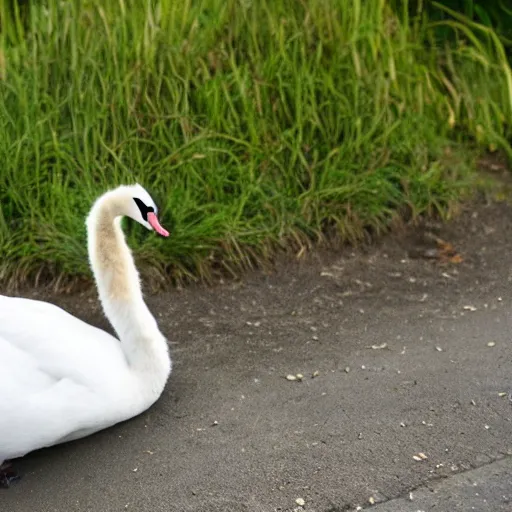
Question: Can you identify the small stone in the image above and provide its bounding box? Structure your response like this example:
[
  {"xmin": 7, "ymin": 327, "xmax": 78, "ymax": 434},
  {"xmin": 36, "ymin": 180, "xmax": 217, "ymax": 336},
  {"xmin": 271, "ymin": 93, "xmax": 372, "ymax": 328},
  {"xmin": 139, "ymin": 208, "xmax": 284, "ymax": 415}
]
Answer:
[
  {"xmin": 295, "ymin": 497, "xmax": 305, "ymax": 506},
  {"xmin": 487, "ymin": 341, "xmax": 496, "ymax": 347},
  {"xmin": 369, "ymin": 496, "xmax": 375, "ymax": 505},
  {"xmin": 435, "ymin": 346, "xmax": 443, "ymax": 352},
  {"xmin": 344, "ymin": 366, "xmax": 350, "ymax": 373},
  {"xmin": 286, "ymin": 374, "xmax": 297, "ymax": 381},
  {"xmin": 312, "ymin": 371, "xmax": 320, "ymax": 378},
  {"xmin": 498, "ymin": 392, "xmax": 508, "ymax": 397},
  {"xmin": 296, "ymin": 373, "xmax": 304, "ymax": 381}
]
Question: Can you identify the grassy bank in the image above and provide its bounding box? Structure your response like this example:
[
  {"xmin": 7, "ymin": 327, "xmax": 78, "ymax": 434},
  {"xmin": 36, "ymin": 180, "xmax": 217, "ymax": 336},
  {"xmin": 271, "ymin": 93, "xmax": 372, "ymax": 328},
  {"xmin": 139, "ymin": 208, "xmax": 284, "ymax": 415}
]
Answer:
[{"xmin": 0, "ymin": 0, "xmax": 511, "ymax": 289}]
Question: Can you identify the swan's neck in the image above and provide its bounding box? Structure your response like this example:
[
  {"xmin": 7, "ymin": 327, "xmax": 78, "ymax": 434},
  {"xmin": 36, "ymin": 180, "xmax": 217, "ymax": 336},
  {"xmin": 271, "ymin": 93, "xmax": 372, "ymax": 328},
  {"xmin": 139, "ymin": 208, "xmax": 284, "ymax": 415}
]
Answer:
[{"xmin": 86, "ymin": 198, "xmax": 170, "ymax": 383}]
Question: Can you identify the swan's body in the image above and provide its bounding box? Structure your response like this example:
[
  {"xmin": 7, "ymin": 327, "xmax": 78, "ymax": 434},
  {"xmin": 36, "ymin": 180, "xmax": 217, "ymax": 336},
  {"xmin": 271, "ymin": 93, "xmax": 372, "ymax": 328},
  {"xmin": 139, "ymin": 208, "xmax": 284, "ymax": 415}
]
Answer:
[{"xmin": 0, "ymin": 184, "xmax": 172, "ymax": 479}]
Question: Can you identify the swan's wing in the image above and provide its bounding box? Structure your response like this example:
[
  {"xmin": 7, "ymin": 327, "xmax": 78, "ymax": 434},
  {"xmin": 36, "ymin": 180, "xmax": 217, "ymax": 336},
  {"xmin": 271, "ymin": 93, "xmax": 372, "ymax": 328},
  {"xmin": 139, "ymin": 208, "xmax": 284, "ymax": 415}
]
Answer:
[
  {"xmin": 0, "ymin": 335, "xmax": 99, "ymax": 455},
  {"xmin": 0, "ymin": 295, "xmax": 128, "ymax": 388},
  {"xmin": 0, "ymin": 295, "xmax": 133, "ymax": 460}
]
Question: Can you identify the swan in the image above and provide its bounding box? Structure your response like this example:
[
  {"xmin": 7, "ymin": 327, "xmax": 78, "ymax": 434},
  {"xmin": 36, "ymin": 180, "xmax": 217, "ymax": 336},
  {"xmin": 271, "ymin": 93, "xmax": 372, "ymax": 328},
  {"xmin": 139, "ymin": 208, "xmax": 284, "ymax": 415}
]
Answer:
[{"xmin": 0, "ymin": 183, "xmax": 172, "ymax": 487}]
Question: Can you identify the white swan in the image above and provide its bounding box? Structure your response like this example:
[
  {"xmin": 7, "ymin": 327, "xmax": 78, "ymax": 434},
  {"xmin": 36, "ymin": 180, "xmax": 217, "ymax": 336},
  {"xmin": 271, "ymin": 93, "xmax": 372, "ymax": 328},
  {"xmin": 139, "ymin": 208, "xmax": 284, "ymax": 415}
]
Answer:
[{"xmin": 0, "ymin": 184, "xmax": 172, "ymax": 486}]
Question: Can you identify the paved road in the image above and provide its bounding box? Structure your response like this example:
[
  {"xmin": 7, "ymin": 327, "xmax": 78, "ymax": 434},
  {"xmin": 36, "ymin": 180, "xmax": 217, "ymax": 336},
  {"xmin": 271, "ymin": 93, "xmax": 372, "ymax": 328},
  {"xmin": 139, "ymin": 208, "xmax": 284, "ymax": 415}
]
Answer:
[{"xmin": 2, "ymin": 200, "xmax": 512, "ymax": 511}]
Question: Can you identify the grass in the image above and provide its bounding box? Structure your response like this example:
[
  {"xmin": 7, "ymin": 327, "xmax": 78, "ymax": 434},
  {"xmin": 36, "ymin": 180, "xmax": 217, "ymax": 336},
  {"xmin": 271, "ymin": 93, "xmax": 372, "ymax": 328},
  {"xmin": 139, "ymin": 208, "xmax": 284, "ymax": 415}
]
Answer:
[{"xmin": 0, "ymin": 0, "xmax": 511, "ymax": 290}]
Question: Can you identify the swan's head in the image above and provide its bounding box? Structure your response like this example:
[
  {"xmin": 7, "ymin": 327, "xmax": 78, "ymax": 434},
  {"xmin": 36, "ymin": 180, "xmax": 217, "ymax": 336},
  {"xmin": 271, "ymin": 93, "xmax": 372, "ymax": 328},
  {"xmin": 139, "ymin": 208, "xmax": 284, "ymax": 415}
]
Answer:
[{"xmin": 107, "ymin": 183, "xmax": 169, "ymax": 237}]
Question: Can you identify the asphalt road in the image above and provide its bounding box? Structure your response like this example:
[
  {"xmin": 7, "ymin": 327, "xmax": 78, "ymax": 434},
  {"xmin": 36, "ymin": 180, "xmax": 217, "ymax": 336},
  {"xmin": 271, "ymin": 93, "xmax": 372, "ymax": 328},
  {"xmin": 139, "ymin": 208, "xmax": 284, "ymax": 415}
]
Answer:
[{"xmin": 2, "ymin": 199, "xmax": 512, "ymax": 512}]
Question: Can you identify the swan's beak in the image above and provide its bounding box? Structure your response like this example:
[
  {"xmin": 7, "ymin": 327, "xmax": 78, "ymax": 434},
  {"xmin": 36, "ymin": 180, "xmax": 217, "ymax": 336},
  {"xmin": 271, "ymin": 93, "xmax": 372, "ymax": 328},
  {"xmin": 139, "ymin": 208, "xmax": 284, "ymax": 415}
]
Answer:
[{"xmin": 147, "ymin": 212, "xmax": 170, "ymax": 237}]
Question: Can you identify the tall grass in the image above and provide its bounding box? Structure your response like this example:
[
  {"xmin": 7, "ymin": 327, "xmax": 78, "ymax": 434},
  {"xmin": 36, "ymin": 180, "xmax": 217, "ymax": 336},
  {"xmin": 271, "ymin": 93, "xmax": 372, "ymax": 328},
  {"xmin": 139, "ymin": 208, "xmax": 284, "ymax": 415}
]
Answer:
[{"xmin": 0, "ymin": 0, "xmax": 511, "ymax": 289}]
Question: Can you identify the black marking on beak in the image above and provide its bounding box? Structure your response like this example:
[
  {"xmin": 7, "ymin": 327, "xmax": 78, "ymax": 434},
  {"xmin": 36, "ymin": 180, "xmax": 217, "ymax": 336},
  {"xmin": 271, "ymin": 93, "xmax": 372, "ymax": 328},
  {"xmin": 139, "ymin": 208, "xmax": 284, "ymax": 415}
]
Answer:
[{"xmin": 133, "ymin": 198, "xmax": 155, "ymax": 222}]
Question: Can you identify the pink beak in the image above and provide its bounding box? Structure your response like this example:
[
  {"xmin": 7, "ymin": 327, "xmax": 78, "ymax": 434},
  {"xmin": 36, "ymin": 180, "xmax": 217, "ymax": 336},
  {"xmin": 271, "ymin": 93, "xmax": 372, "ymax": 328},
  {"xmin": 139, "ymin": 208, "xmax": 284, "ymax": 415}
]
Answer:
[{"xmin": 147, "ymin": 212, "xmax": 170, "ymax": 237}]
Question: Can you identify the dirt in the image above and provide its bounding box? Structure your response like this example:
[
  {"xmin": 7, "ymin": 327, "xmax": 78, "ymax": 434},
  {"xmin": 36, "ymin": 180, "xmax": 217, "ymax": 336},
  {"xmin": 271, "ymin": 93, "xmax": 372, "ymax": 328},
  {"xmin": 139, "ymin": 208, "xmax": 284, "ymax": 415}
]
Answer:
[{"xmin": 1, "ymin": 191, "xmax": 512, "ymax": 511}]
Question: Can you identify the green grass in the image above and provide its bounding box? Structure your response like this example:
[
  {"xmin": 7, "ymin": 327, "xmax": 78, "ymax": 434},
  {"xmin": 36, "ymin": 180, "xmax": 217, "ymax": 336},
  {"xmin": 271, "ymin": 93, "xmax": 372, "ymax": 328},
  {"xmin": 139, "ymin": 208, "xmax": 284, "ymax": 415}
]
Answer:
[{"xmin": 0, "ymin": 0, "xmax": 511, "ymax": 290}]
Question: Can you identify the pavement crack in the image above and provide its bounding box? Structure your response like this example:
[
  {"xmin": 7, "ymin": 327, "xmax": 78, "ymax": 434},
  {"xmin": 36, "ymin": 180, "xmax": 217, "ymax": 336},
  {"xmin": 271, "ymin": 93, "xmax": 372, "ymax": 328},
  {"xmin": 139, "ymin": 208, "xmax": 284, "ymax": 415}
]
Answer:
[{"xmin": 334, "ymin": 454, "xmax": 512, "ymax": 512}]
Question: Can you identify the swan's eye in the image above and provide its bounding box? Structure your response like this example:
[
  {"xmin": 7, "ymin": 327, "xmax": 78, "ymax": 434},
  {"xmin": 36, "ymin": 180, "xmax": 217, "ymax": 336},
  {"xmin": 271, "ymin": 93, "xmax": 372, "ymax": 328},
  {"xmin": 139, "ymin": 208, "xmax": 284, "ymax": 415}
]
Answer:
[{"xmin": 133, "ymin": 197, "xmax": 155, "ymax": 222}]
